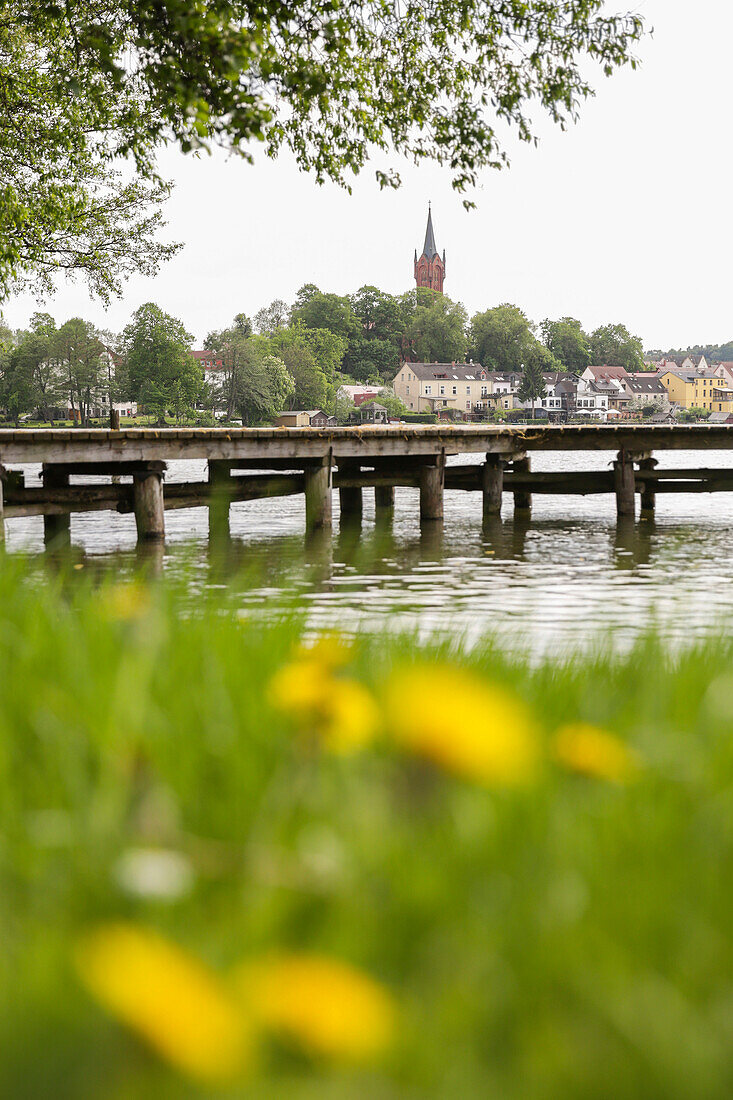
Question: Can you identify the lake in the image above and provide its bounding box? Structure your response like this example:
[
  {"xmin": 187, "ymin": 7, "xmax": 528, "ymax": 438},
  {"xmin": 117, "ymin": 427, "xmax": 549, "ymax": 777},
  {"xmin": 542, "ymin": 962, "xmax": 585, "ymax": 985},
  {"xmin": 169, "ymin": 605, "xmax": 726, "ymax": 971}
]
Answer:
[{"xmin": 5, "ymin": 449, "xmax": 733, "ymax": 653}]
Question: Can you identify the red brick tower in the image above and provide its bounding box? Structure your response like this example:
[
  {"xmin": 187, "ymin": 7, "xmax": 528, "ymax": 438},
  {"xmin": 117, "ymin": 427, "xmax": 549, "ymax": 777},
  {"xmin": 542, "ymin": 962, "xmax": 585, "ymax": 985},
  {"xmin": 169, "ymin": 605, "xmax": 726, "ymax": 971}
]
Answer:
[{"xmin": 414, "ymin": 203, "xmax": 445, "ymax": 293}]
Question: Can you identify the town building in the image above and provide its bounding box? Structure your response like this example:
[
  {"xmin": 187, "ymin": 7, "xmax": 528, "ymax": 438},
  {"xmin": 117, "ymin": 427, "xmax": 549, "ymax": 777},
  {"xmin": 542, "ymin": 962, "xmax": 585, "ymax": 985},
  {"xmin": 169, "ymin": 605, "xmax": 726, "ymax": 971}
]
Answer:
[
  {"xmin": 658, "ymin": 368, "xmax": 733, "ymax": 413},
  {"xmin": 393, "ymin": 361, "xmax": 491, "ymax": 415},
  {"xmin": 336, "ymin": 384, "xmax": 382, "ymax": 407},
  {"xmin": 414, "ymin": 205, "xmax": 445, "ymax": 293},
  {"xmin": 625, "ymin": 373, "xmax": 670, "ymax": 410}
]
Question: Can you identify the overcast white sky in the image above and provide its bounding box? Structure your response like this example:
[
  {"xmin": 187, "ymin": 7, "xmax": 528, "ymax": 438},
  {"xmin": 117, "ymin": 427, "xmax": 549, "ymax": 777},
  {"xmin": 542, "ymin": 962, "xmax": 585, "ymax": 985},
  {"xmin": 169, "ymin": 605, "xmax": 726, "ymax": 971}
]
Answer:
[{"xmin": 4, "ymin": 0, "xmax": 731, "ymax": 350}]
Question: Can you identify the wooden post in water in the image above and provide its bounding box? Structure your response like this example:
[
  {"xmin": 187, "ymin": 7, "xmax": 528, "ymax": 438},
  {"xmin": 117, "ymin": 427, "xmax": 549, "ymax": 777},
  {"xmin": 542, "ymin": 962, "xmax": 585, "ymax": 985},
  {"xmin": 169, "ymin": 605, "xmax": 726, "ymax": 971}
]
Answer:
[
  {"xmin": 420, "ymin": 452, "xmax": 445, "ymax": 522},
  {"xmin": 133, "ymin": 468, "xmax": 165, "ymax": 541},
  {"xmin": 109, "ymin": 408, "xmax": 121, "ymax": 430},
  {"xmin": 614, "ymin": 449, "xmax": 636, "ymax": 518},
  {"xmin": 208, "ymin": 460, "xmax": 232, "ymax": 542},
  {"xmin": 638, "ymin": 455, "xmax": 657, "ymax": 517},
  {"xmin": 338, "ymin": 461, "xmax": 362, "ymax": 525},
  {"xmin": 482, "ymin": 454, "xmax": 504, "ymax": 521},
  {"xmin": 0, "ymin": 470, "xmax": 4, "ymax": 547},
  {"xmin": 304, "ymin": 455, "xmax": 333, "ymax": 533},
  {"xmin": 512, "ymin": 456, "xmax": 531, "ymax": 515},
  {"xmin": 374, "ymin": 484, "xmax": 395, "ymax": 521},
  {"xmin": 42, "ymin": 465, "xmax": 71, "ymax": 548}
]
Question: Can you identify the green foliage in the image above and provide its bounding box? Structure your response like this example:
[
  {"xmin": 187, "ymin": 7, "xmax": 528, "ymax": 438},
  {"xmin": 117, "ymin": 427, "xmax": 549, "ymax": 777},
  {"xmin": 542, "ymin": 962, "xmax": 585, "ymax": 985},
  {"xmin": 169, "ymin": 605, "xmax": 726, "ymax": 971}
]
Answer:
[
  {"xmin": 342, "ymin": 337, "xmax": 399, "ymax": 383},
  {"xmin": 254, "ymin": 300, "xmax": 289, "ymax": 336},
  {"xmin": 679, "ymin": 407, "xmax": 709, "ymax": 422},
  {"xmin": 517, "ymin": 357, "xmax": 547, "ymax": 412},
  {"xmin": 290, "ymin": 291, "xmax": 358, "ymax": 342},
  {"xmin": 589, "ymin": 323, "xmax": 645, "ymax": 371},
  {"xmin": 469, "ymin": 303, "xmax": 549, "ymax": 373},
  {"xmin": 401, "ymin": 289, "xmax": 468, "ymax": 363},
  {"xmin": 270, "ymin": 322, "xmax": 347, "ymax": 410},
  {"xmin": 541, "ymin": 316, "xmax": 591, "ymax": 374},
  {"xmin": 376, "ymin": 389, "xmax": 409, "ymax": 418},
  {"xmin": 122, "ymin": 304, "xmax": 201, "ymax": 422},
  {"xmin": 205, "ymin": 324, "xmax": 293, "ymax": 423},
  {"xmin": 2, "ymin": 567, "xmax": 733, "ymax": 1096}
]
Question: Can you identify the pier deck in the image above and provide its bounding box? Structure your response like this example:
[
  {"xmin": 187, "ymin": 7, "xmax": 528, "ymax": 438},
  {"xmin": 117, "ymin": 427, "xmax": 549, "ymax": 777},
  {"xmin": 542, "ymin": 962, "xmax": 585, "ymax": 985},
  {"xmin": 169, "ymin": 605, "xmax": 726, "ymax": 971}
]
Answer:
[{"xmin": 2, "ymin": 424, "xmax": 733, "ymax": 547}]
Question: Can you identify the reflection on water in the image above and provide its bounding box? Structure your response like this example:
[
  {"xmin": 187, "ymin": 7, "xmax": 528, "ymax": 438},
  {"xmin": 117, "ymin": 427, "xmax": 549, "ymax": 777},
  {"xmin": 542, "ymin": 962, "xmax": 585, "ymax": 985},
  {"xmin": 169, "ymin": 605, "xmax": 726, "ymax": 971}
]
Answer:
[{"xmin": 5, "ymin": 451, "xmax": 733, "ymax": 653}]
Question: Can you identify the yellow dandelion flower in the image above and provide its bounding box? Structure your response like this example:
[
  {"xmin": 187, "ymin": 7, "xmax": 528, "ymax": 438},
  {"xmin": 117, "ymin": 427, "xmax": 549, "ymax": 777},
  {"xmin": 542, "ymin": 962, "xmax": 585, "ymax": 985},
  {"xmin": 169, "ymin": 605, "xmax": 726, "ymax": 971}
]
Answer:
[
  {"xmin": 234, "ymin": 954, "xmax": 396, "ymax": 1062},
  {"xmin": 268, "ymin": 658, "xmax": 332, "ymax": 714},
  {"xmin": 75, "ymin": 923, "xmax": 251, "ymax": 1084},
  {"xmin": 293, "ymin": 634, "xmax": 354, "ymax": 669},
  {"xmin": 103, "ymin": 582, "xmax": 151, "ymax": 622},
  {"xmin": 269, "ymin": 659, "xmax": 378, "ymax": 753},
  {"xmin": 320, "ymin": 678, "xmax": 379, "ymax": 753},
  {"xmin": 552, "ymin": 723, "xmax": 640, "ymax": 782},
  {"xmin": 385, "ymin": 665, "xmax": 538, "ymax": 785}
]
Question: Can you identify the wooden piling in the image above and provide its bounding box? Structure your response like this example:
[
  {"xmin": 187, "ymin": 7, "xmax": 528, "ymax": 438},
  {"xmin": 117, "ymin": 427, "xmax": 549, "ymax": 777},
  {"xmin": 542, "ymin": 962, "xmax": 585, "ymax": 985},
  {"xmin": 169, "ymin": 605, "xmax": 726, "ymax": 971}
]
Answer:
[
  {"xmin": 109, "ymin": 408, "xmax": 121, "ymax": 430},
  {"xmin": 614, "ymin": 449, "xmax": 635, "ymax": 518},
  {"xmin": 482, "ymin": 454, "xmax": 504, "ymax": 520},
  {"xmin": 208, "ymin": 460, "xmax": 232, "ymax": 541},
  {"xmin": 420, "ymin": 453, "xmax": 445, "ymax": 522},
  {"xmin": 133, "ymin": 469, "xmax": 165, "ymax": 541},
  {"xmin": 512, "ymin": 456, "xmax": 531, "ymax": 515},
  {"xmin": 338, "ymin": 461, "xmax": 362, "ymax": 524},
  {"xmin": 42, "ymin": 465, "xmax": 71, "ymax": 547},
  {"xmin": 638, "ymin": 456, "xmax": 657, "ymax": 516},
  {"xmin": 0, "ymin": 471, "xmax": 4, "ymax": 546},
  {"xmin": 304, "ymin": 455, "xmax": 333, "ymax": 532}
]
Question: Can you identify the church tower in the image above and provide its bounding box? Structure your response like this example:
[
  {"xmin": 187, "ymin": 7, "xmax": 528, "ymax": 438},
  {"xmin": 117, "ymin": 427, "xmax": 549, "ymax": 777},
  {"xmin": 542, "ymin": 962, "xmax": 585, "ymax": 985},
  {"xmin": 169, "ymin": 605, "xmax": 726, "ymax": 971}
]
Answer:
[{"xmin": 414, "ymin": 204, "xmax": 445, "ymax": 293}]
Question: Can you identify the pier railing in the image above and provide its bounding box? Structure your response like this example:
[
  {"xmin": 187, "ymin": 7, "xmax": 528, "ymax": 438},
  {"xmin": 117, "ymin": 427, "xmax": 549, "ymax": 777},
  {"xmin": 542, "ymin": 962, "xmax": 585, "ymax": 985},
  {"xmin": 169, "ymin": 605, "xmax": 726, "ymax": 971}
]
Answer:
[{"xmin": 2, "ymin": 424, "xmax": 733, "ymax": 548}]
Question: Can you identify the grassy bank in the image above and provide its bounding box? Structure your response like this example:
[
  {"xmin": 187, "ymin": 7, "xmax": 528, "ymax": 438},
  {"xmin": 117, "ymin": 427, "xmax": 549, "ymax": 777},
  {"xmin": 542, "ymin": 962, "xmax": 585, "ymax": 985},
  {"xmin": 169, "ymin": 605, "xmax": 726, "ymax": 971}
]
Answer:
[{"xmin": 1, "ymin": 562, "xmax": 732, "ymax": 1097}]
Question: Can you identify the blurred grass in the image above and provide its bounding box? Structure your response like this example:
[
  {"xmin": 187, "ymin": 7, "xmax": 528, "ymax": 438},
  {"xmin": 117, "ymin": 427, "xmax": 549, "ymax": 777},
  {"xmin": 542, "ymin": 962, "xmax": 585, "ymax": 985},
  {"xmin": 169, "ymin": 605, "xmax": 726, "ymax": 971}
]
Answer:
[{"xmin": 0, "ymin": 558, "xmax": 732, "ymax": 1097}]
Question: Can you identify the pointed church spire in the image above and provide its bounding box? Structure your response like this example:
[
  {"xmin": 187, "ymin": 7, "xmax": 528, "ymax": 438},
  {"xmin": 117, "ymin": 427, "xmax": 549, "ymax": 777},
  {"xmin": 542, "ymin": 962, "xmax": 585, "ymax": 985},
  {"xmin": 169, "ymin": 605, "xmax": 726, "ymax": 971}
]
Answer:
[
  {"xmin": 422, "ymin": 202, "xmax": 438, "ymax": 258},
  {"xmin": 414, "ymin": 203, "xmax": 445, "ymax": 293}
]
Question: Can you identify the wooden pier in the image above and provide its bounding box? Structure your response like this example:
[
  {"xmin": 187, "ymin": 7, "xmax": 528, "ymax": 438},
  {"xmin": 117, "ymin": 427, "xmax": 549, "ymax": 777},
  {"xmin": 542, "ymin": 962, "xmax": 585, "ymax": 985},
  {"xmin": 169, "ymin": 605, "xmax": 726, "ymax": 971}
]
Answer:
[{"xmin": 2, "ymin": 424, "xmax": 733, "ymax": 547}]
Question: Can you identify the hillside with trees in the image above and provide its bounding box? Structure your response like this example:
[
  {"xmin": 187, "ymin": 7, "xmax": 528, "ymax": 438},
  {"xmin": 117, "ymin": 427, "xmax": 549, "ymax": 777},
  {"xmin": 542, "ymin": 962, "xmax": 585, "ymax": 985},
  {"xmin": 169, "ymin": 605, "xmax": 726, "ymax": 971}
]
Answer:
[{"xmin": 0, "ymin": 286, "xmax": 651, "ymax": 425}]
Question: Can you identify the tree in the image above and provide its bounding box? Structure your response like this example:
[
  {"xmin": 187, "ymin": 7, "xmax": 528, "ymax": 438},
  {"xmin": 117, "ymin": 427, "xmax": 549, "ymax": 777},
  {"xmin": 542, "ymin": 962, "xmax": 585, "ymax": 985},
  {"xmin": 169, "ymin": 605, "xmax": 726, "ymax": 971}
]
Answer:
[
  {"xmin": 589, "ymin": 324, "xmax": 644, "ymax": 371},
  {"xmin": 53, "ymin": 319, "xmax": 105, "ymax": 424},
  {"xmin": 401, "ymin": 290, "xmax": 468, "ymax": 363},
  {"xmin": 342, "ymin": 338, "xmax": 399, "ymax": 383},
  {"xmin": 1, "ymin": 3, "xmax": 643, "ymax": 295},
  {"xmin": 269, "ymin": 323, "xmax": 347, "ymax": 407},
  {"xmin": 254, "ymin": 300, "xmax": 289, "ymax": 335},
  {"xmin": 517, "ymin": 360, "xmax": 547, "ymax": 419},
  {"xmin": 279, "ymin": 344, "xmax": 327, "ymax": 411},
  {"xmin": 206, "ymin": 325, "xmax": 294, "ymax": 421},
  {"xmin": 469, "ymin": 304, "xmax": 538, "ymax": 371},
  {"xmin": 290, "ymin": 292, "xmax": 358, "ymax": 342},
  {"xmin": 377, "ymin": 390, "xmax": 409, "ymax": 419},
  {"xmin": 541, "ymin": 317, "xmax": 590, "ymax": 374},
  {"xmin": 122, "ymin": 304, "xmax": 201, "ymax": 424},
  {"xmin": 350, "ymin": 287, "xmax": 403, "ymax": 344}
]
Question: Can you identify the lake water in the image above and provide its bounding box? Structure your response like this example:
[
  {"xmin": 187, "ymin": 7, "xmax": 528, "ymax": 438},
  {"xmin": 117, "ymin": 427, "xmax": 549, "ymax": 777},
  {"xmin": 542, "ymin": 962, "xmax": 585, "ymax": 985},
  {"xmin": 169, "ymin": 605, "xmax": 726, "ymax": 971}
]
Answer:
[{"xmin": 5, "ymin": 450, "xmax": 733, "ymax": 653}]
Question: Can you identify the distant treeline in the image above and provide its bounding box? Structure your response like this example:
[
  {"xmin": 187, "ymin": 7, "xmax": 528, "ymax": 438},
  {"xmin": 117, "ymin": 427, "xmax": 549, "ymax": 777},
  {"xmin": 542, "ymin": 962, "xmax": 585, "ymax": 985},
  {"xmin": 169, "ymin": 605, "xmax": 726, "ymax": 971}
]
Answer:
[
  {"xmin": 1, "ymin": 287, "xmax": 648, "ymax": 425},
  {"xmin": 647, "ymin": 342, "xmax": 733, "ymax": 363}
]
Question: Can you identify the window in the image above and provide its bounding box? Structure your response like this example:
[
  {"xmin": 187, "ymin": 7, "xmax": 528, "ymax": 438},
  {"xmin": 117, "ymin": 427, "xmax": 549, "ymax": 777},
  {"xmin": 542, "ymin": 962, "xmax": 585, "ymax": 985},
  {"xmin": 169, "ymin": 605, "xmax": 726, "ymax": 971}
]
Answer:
[
  {"xmin": 406, "ymin": 386, "xmax": 410, "ymax": 395},
  {"xmin": 439, "ymin": 385, "xmax": 445, "ymax": 395},
  {"xmin": 466, "ymin": 386, "xmax": 471, "ymax": 394},
  {"xmin": 481, "ymin": 385, "xmax": 488, "ymax": 396},
  {"xmin": 400, "ymin": 373, "xmax": 404, "ymax": 381},
  {"xmin": 452, "ymin": 386, "xmax": 457, "ymax": 395},
  {"xmin": 466, "ymin": 401, "xmax": 471, "ymax": 410},
  {"xmin": 425, "ymin": 385, "xmax": 431, "ymax": 395}
]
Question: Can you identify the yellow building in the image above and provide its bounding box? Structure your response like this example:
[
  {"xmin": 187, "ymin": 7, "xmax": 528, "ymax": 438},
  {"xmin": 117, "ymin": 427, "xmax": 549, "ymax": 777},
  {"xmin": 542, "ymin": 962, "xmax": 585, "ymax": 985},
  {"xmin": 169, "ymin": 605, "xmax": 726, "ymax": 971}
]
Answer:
[{"xmin": 659, "ymin": 370, "xmax": 733, "ymax": 413}]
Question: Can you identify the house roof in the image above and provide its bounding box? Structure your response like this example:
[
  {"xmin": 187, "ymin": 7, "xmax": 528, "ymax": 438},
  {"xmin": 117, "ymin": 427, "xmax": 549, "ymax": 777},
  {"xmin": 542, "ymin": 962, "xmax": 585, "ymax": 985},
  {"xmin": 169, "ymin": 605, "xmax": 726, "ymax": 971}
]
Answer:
[
  {"xmin": 586, "ymin": 364, "xmax": 630, "ymax": 382},
  {"xmin": 661, "ymin": 368, "xmax": 720, "ymax": 382},
  {"xmin": 421, "ymin": 205, "xmax": 438, "ymax": 259},
  {"xmin": 404, "ymin": 362, "xmax": 486, "ymax": 381},
  {"xmin": 626, "ymin": 376, "xmax": 667, "ymax": 394}
]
